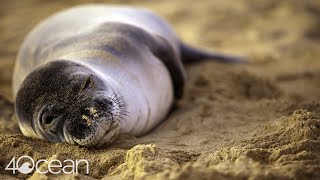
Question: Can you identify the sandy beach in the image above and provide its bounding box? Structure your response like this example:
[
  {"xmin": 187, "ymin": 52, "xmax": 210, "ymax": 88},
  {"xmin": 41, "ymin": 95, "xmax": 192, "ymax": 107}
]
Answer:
[{"xmin": 0, "ymin": 0, "xmax": 320, "ymax": 179}]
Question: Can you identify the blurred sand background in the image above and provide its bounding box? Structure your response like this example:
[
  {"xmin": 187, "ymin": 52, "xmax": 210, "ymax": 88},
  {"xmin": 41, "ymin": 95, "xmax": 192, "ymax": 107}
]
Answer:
[{"xmin": 1, "ymin": 0, "xmax": 320, "ymax": 179}]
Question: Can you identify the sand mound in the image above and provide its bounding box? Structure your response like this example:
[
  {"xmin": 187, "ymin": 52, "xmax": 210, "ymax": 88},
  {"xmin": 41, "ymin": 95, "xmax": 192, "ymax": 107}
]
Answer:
[{"xmin": 100, "ymin": 110, "xmax": 320, "ymax": 179}]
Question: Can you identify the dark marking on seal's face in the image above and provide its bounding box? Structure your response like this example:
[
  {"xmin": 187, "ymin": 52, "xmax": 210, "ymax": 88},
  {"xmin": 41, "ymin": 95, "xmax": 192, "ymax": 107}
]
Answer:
[{"xmin": 15, "ymin": 60, "xmax": 122, "ymax": 145}]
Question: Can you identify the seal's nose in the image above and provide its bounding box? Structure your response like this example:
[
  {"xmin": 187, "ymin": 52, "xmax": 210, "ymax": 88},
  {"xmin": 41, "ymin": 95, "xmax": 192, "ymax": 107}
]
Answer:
[{"xmin": 67, "ymin": 117, "xmax": 92, "ymax": 140}]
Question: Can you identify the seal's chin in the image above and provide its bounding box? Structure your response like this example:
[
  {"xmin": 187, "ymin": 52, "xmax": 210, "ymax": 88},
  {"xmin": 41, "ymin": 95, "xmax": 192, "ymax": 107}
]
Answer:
[{"xmin": 64, "ymin": 118, "xmax": 121, "ymax": 147}]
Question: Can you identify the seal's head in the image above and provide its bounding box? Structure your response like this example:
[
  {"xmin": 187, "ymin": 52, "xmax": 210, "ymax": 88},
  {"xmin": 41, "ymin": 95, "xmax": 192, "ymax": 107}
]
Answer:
[{"xmin": 15, "ymin": 60, "xmax": 125, "ymax": 147}]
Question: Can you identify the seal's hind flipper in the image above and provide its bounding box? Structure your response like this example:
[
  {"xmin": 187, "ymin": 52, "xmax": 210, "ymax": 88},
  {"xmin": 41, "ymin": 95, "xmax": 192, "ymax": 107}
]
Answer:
[{"xmin": 180, "ymin": 43, "xmax": 248, "ymax": 63}]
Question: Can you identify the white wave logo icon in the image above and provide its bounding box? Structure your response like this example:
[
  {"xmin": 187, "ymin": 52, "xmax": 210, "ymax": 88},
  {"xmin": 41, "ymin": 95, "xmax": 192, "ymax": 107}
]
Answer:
[{"xmin": 18, "ymin": 162, "xmax": 33, "ymax": 174}]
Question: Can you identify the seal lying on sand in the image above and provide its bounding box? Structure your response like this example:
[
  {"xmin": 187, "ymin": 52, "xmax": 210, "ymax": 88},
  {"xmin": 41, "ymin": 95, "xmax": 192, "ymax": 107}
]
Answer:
[{"xmin": 13, "ymin": 5, "xmax": 246, "ymax": 147}]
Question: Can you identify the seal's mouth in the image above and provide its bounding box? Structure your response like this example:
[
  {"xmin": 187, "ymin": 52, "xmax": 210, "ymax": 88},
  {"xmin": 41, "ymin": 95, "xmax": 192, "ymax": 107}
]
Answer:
[
  {"xmin": 63, "ymin": 93, "xmax": 127, "ymax": 147},
  {"xmin": 64, "ymin": 118, "xmax": 121, "ymax": 147}
]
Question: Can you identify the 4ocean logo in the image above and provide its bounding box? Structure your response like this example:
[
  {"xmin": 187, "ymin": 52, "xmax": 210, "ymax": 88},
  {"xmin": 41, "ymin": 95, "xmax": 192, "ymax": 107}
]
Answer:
[{"xmin": 5, "ymin": 155, "xmax": 89, "ymax": 174}]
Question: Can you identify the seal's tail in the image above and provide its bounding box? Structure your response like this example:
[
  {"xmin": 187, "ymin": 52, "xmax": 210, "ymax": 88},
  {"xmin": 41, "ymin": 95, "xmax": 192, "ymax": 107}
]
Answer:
[{"xmin": 180, "ymin": 43, "xmax": 248, "ymax": 64}]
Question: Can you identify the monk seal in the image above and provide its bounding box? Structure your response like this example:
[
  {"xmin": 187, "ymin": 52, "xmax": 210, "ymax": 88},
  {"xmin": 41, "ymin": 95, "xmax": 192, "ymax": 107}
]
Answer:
[{"xmin": 13, "ymin": 5, "xmax": 246, "ymax": 147}]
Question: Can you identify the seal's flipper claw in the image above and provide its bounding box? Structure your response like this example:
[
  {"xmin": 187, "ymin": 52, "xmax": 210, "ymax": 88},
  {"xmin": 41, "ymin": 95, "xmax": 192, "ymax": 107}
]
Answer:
[{"xmin": 180, "ymin": 43, "xmax": 249, "ymax": 64}]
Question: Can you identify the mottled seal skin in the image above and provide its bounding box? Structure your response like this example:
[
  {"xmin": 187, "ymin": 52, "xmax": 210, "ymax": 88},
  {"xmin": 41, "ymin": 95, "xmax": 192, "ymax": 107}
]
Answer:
[
  {"xmin": 16, "ymin": 60, "xmax": 123, "ymax": 146},
  {"xmin": 13, "ymin": 5, "xmax": 245, "ymax": 147}
]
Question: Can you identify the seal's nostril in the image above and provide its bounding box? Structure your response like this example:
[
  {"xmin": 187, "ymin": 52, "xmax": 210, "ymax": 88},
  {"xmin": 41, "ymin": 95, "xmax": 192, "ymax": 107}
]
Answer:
[{"xmin": 67, "ymin": 120, "xmax": 91, "ymax": 140}]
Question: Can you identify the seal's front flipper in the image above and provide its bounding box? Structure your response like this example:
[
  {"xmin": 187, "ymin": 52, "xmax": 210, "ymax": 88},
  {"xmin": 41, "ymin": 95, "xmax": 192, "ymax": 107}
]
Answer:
[{"xmin": 180, "ymin": 43, "xmax": 248, "ymax": 64}]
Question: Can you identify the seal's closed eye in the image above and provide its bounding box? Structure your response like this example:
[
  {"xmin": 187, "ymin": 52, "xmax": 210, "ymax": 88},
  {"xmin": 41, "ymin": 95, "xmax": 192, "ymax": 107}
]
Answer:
[
  {"xmin": 80, "ymin": 75, "xmax": 94, "ymax": 93},
  {"xmin": 39, "ymin": 107, "xmax": 64, "ymax": 134},
  {"xmin": 42, "ymin": 114, "xmax": 54, "ymax": 126}
]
